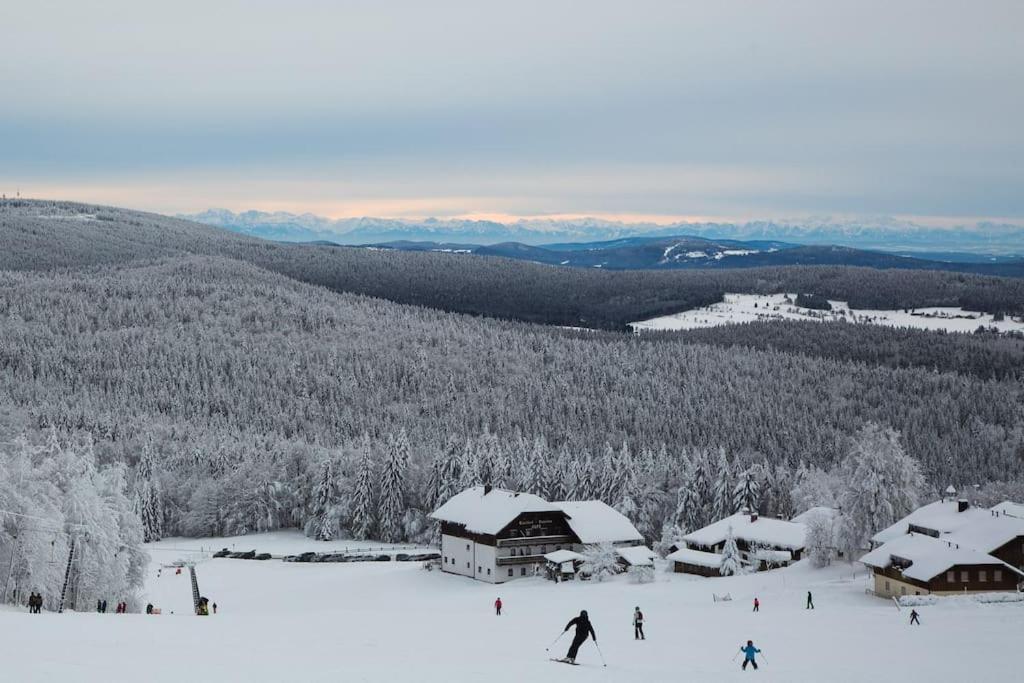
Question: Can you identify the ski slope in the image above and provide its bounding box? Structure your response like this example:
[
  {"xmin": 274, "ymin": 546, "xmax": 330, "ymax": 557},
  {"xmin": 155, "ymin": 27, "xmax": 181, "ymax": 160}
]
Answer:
[
  {"xmin": 0, "ymin": 531, "xmax": 1020, "ymax": 682},
  {"xmin": 631, "ymin": 292, "xmax": 1024, "ymax": 334}
]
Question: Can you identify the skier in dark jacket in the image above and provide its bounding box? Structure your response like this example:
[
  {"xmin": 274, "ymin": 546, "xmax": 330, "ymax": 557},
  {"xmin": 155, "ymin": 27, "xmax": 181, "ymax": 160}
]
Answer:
[
  {"xmin": 806, "ymin": 591, "xmax": 814, "ymax": 609},
  {"xmin": 740, "ymin": 640, "xmax": 761, "ymax": 670},
  {"xmin": 561, "ymin": 610, "xmax": 597, "ymax": 664},
  {"xmin": 633, "ymin": 606, "xmax": 645, "ymax": 640},
  {"xmin": 909, "ymin": 609, "xmax": 921, "ymax": 625}
]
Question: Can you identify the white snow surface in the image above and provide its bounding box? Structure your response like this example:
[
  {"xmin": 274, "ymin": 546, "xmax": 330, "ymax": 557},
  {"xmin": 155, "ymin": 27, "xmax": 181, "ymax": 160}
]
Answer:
[
  {"xmin": 554, "ymin": 500, "xmax": 644, "ymax": 544},
  {"xmin": 859, "ymin": 532, "xmax": 1024, "ymax": 583},
  {"xmin": 871, "ymin": 500, "xmax": 991, "ymax": 545},
  {"xmin": 2, "ymin": 531, "xmax": 1023, "ymax": 682},
  {"xmin": 992, "ymin": 501, "xmax": 1024, "ymax": 518},
  {"xmin": 431, "ymin": 486, "xmax": 560, "ymax": 535},
  {"xmin": 544, "ymin": 549, "xmax": 587, "ymax": 564},
  {"xmin": 630, "ymin": 292, "xmax": 1024, "ymax": 334},
  {"xmin": 945, "ymin": 514, "xmax": 1024, "ymax": 554},
  {"xmin": 683, "ymin": 512, "xmax": 806, "ymax": 551}
]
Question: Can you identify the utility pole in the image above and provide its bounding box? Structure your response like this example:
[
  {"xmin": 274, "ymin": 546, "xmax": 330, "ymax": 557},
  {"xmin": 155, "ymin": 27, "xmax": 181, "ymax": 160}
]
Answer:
[{"xmin": 57, "ymin": 535, "xmax": 77, "ymax": 613}]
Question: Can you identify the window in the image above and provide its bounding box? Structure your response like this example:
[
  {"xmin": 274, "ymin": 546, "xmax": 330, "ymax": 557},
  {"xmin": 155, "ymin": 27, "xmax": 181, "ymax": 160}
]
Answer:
[
  {"xmin": 979, "ymin": 570, "xmax": 987, "ymax": 582},
  {"xmin": 960, "ymin": 570, "xmax": 968, "ymax": 582},
  {"xmin": 508, "ymin": 568, "xmax": 514, "ymax": 577},
  {"xmin": 521, "ymin": 567, "xmax": 527, "ymax": 576},
  {"xmin": 885, "ymin": 581, "xmax": 890, "ymax": 592},
  {"xmin": 900, "ymin": 586, "xmax": 906, "ymax": 595},
  {"xmin": 466, "ymin": 562, "xmax": 470, "ymax": 569},
  {"xmin": 477, "ymin": 566, "xmax": 481, "ymax": 573},
  {"xmin": 994, "ymin": 569, "xmax": 1003, "ymax": 582},
  {"xmin": 466, "ymin": 544, "xmax": 470, "ymax": 551},
  {"xmin": 946, "ymin": 571, "xmax": 955, "ymax": 583},
  {"xmin": 487, "ymin": 568, "xmax": 491, "ymax": 576}
]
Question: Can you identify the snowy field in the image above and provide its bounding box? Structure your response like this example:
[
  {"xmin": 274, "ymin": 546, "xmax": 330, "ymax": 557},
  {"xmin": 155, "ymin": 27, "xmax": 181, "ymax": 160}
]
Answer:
[
  {"xmin": 1, "ymin": 532, "xmax": 1021, "ymax": 682},
  {"xmin": 631, "ymin": 292, "xmax": 1024, "ymax": 334}
]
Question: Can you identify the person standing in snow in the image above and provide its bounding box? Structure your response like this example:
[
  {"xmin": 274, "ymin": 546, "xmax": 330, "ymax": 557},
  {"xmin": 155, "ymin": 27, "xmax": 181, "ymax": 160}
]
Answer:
[
  {"xmin": 495, "ymin": 597, "xmax": 502, "ymax": 616},
  {"xmin": 753, "ymin": 597, "xmax": 760, "ymax": 612},
  {"xmin": 806, "ymin": 591, "xmax": 814, "ymax": 609},
  {"xmin": 560, "ymin": 610, "xmax": 597, "ymax": 664},
  {"xmin": 909, "ymin": 609, "xmax": 921, "ymax": 625},
  {"xmin": 633, "ymin": 606, "xmax": 645, "ymax": 640},
  {"xmin": 740, "ymin": 640, "xmax": 761, "ymax": 670},
  {"xmin": 212, "ymin": 602, "xmax": 217, "ymax": 614}
]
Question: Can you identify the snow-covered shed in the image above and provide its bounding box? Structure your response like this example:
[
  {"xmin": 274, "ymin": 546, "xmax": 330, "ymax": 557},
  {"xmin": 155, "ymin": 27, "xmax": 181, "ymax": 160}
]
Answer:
[
  {"xmin": 543, "ymin": 549, "xmax": 588, "ymax": 580},
  {"xmin": 615, "ymin": 545, "xmax": 657, "ymax": 568},
  {"xmin": 666, "ymin": 547, "xmax": 724, "ymax": 577},
  {"xmin": 860, "ymin": 532, "xmax": 1024, "ymax": 598}
]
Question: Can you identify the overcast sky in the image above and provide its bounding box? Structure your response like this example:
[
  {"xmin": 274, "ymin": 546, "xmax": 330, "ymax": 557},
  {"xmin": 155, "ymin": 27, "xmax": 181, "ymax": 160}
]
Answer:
[{"xmin": 1, "ymin": 0, "xmax": 1022, "ymax": 224}]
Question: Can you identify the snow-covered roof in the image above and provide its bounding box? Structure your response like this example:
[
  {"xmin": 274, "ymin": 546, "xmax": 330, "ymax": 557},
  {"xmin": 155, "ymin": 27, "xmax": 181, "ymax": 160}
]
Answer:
[
  {"xmin": 430, "ymin": 486, "xmax": 562, "ymax": 535},
  {"xmin": 615, "ymin": 545, "xmax": 657, "ymax": 567},
  {"xmin": 945, "ymin": 514, "xmax": 1024, "ymax": 554},
  {"xmin": 751, "ymin": 548, "xmax": 792, "ymax": 563},
  {"xmin": 790, "ymin": 506, "xmax": 839, "ymax": 525},
  {"xmin": 860, "ymin": 533, "xmax": 1024, "ymax": 583},
  {"xmin": 992, "ymin": 501, "xmax": 1024, "ymax": 519},
  {"xmin": 553, "ymin": 501, "xmax": 644, "ymax": 544},
  {"xmin": 871, "ymin": 500, "xmax": 989, "ymax": 545},
  {"xmin": 544, "ymin": 549, "xmax": 587, "ymax": 564},
  {"xmin": 683, "ymin": 512, "xmax": 806, "ymax": 551},
  {"xmin": 666, "ymin": 547, "xmax": 724, "ymax": 568}
]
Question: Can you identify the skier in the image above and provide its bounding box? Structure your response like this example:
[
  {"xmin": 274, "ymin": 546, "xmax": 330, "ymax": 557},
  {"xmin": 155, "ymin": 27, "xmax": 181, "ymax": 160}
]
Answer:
[
  {"xmin": 97, "ymin": 599, "xmax": 103, "ymax": 613},
  {"xmin": 740, "ymin": 640, "xmax": 761, "ymax": 670},
  {"xmin": 495, "ymin": 597, "xmax": 502, "ymax": 616},
  {"xmin": 212, "ymin": 602, "xmax": 217, "ymax": 614},
  {"xmin": 558, "ymin": 609, "xmax": 597, "ymax": 664},
  {"xmin": 146, "ymin": 603, "xmax": 153, "ymax": 615},
  {"xmin": 633, "ymin": 606, "xmax": 645, "ymax": 640},
  {"xmin": 909, "ymin": 609, "xmax": 921, "ymax": 625},
  {"xmin": 753, "ymin": 597, "xmax": 760, "ymax": 612},
  {"xmin": 806, "ymin": 591, "xmax": 814, "ymax": 609}
]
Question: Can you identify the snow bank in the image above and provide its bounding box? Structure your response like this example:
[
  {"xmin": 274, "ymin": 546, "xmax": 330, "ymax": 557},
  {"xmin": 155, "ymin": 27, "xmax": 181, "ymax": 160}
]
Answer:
[{"xmin": 898, "ymin": 592, "xmax": 1024, "ymax": 607}]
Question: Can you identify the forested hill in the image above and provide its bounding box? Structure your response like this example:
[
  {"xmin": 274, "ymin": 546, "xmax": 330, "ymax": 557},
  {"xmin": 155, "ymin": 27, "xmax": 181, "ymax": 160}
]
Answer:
[{"xmin": 4, "ymin": 200, "xmax": 1024, "ymax": 330}]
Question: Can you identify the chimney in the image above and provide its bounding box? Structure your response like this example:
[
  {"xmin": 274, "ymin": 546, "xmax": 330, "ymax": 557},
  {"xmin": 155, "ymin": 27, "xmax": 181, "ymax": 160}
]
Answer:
[
  {"xmin": 483, "ymin": 484, "xmax": 492, "ymax": 495},
  {"xmin": 957, "ymin": 499, "xmax": 969, "ymax": 513}
]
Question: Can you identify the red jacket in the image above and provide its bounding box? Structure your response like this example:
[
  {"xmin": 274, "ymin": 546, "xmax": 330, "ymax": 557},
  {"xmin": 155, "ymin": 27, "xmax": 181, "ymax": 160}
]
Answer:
[{"xmin": 495, "ymin": 599, "xmax": 502, "ymax": 608}]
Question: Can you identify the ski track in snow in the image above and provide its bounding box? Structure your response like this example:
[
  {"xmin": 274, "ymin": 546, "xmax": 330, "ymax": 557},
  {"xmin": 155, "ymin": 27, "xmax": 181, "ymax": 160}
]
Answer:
[
  {"xmin": 0, "ymin": 531, "xmax": 1020, "ymax": 682},
  {"xmin": 631, "ymin": 292, "xmax": 1024, "ymax": 334}
]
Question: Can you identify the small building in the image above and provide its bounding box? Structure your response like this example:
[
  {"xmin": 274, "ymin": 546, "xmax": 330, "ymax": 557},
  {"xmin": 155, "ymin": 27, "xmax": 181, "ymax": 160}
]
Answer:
[
  {"xmin": 431, "ymin": 487, "xmax": 647, "ymax": 584},
  {"xmin": 666, "ymin": 547, "xmax": 724, "ymax": 577},
  {"xmin": 615, "ymin": 545, "xmax": 657, "ymax": 569},
  {"xmin": 673, "ymin": 511, "xmax": 805, "ymax": 576},
  {"xmin": 543, "ymin": 549, "xmax": 587, "ymax": 581},
  {"xmin": 860, "ymin": 532, "xmax": 1024, "ymax": 598}
]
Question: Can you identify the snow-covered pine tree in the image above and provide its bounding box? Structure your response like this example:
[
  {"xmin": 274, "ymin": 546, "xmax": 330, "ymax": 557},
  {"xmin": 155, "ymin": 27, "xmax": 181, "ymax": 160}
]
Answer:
[
  {"xmin": 307, "ymin": 457, "xmax": 343, "ymax": 541},
  {"xmin": 733, "ymin": 466, "xmax": 761, "ymax": 514},
  {"xmin": 378, "ymin": 432, "xmax": 409, "ymax": 543},
  {"xmin": 719, "ymin": 525, "xmax": 744, "ymax": 576},
  {"xmin": 837, "ymin": 423, "xmax": 925, "ymax": 558},
  {"xmin": 349, "ymin": 437, "xmax": 377, "ymax": 540},
  {"xmin": 582, "ymin": 542, "xmax": 622, "ymax": 581},
  {"xmin": 711, "ymin": 450, "xmax": 735, "ymax": 520},
  {"xmin": 690, "ymin": 450, "xmax": 714, "ymax": 528},
  {"xmin": 132, "ymin": 436, "xmax": 164, "ymax": 543}
]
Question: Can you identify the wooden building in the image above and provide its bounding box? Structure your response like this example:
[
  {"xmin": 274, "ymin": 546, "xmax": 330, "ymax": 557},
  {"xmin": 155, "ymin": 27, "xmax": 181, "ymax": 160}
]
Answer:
[
  {"xmin": 670, "ymin": 510, "xmax": 806, "ymax": 576},
  {"xmin": 431, "ymin": 486, "xmax": 646, "ymax": 584}
]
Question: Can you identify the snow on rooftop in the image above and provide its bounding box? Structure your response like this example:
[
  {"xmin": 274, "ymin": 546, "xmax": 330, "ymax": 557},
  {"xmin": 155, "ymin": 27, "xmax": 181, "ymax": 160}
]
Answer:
[
  {"xmin": 871, "ymin": 500, "xmax": 991, "ymax": 545},
  {"xmin": 860, "ymin": 533, "xmax": 1024, "ymax": 583},
  {"xmin": 615, "ymin": 545, "xmax": 657, "ymax": 567},
  {"xmin": 666, "ymin": 547, "xmax": 724, "ymax": 568},
  {"xmin": 544, "ymin": 549, "xmax": 587, "ymax": 564},
  {"xmin": 430, "ymin": 486, "xmax": 561, "ymax": 535},
  {"xmin": 945, "ymin": 513, "xmax": 1024, "ymax": 554},
  {"xmin": 752, "ymin": 548, "xmax": 793, "ymax": 563},
  {"xmin": 553, "ymin": 500, "xmax": 644, "ymax": 544},
  {"xmin": 683, "ymin": 512, "xmax": 806, "ymax": 551},
  {"xmin": 992, "ymin": 501, "xmax": 1024, "ymax": 519}
]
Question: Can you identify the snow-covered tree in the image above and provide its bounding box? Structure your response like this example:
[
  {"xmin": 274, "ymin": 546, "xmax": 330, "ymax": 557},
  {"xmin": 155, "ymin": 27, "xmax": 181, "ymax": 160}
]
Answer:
[
  {"xmin": 132, "ymin": 437, "xmax": 164, "ymax": 543},
  {"xmin": 378, "ymin": 432, "xmax": 409, "ymax": 543},
  {"xmin": 349, "ymin": 438, "xmax": 377, "ymax": 540},
  {"xmin": 733, "ymin": 466, "xmax": 760, "ymax": 514},
  {"xmin": 837, "ymin": 424, "xmax": 926, "ymax": 557},
  {"xmin": 655, "ymin": 521, "xmax": 686, "ymax": 557},
  {"xmin": 712, "ymin": 450, "xmax": 735, "ymax": 520},
  {"xmin": 804, "ymin": 511, "xmax": 836, "ymax": 568},
  {"xmin": 582, "ymin": 542, "xmax": 622, "ymax": 582},
  {"xmin": 306, "ymin": 457, "xmax": 344, "ymax": 541},
  {"xmin": 719, "ymin": 525, "xmax": 744, "ymax": 576}
]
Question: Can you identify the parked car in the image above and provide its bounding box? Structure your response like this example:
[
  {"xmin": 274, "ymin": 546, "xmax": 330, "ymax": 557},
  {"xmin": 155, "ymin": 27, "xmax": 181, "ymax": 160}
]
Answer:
[
  {"xmin": 295, "ymin": 551, "xmax": 317, "ymax": 563},
  {"xmin": 254, "ymin": 553, "xmax": 272, "ymax": 561},
  {"xmin": 394, "ymin": 553, "xmax": 411, "ymax": 562},
  {"xmin": 212, "ymin": 548, "xmax": 231, "ymax": 558},
  {"xmin": 373, "ymin": 554, "xmax": 391, "ymax": 562},
  {"xmin": 348, "ymin": 555, "xmax": 375, "ymax": 562}
]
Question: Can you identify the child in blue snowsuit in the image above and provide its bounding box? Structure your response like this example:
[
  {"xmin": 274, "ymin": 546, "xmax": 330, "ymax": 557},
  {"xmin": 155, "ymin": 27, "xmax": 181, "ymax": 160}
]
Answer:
[{"xmin": 741, "ymin": 640, "xmax": 761, "ymax": 670}]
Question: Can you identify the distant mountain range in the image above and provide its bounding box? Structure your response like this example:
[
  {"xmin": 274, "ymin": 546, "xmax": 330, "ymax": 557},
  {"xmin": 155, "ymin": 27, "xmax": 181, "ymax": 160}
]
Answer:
[
  {"xmin": 183, "ymin": 209, "xmax": 1024, "ymax": 256},
  {"xmin": 352, "ymin": 236, "xmax": 1024, "ymax": 277}
]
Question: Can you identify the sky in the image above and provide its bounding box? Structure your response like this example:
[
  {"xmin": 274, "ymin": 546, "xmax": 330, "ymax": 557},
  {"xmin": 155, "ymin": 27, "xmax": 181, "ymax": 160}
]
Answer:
[{"xmin": 1, "ymin": 0, "xmax": 1022, "ymax": 225}]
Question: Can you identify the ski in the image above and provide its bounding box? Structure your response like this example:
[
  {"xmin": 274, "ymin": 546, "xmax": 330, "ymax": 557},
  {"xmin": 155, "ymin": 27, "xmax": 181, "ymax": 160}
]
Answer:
[{"xmin": 550, "ymin": 658, "xmax": 580, "ymax": 666}]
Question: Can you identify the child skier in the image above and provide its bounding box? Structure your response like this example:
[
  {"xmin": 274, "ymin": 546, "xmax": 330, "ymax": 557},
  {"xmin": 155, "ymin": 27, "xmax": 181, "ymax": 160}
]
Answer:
[
  {"xmin": 558, "ymin": 610, "xmax": 597, "ymax": 664},
  {"xmin": 633, "ymin": 606, "xmax": 645, "ymax": 640},
  {"xmin": 753, "ymin": 597, "xmax": 760, "ymax": 612},
  {"xmin": 495, "ymin": 597, "xmax": 502, "ymax": 616},
  {"xmin": 740, "ymin": 640, "xmax": 761, "ymax": 670},
  {"xmin": 909, "ymin": 609, "xmax": 921, "ymax": 625}
]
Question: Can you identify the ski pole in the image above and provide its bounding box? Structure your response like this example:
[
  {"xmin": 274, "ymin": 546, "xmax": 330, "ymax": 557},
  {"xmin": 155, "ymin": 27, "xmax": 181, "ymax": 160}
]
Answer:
[
  {"xmin": 732, "ymin": 649, "xmax": 741, "ymax": 662},
  {"xmin": 545, "ymin": 631, "xmax": 566, "ymax": 652},
  {"xmin": 593, "ymin": 641, "xmax": 608, "ymax": 668}
]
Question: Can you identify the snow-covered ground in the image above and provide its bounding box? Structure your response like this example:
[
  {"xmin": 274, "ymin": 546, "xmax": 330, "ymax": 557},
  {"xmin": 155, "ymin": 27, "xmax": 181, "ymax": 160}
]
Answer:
[
  {"xmin": 1, "ymin": 531, "xmax": 1020, "ymax": 682},
  {"xmin": 631, "ymin": 292, "xmax": 1024, "ymax": 334}
]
